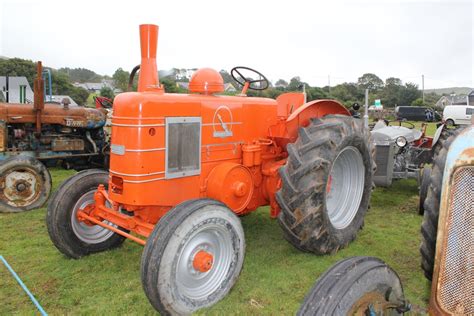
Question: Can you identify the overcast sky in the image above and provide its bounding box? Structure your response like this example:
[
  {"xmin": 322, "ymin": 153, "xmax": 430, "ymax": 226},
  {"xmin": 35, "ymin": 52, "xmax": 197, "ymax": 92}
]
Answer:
[{"xmin": 0, "ymin": 0, "xmax": 473, "ymax": 89}]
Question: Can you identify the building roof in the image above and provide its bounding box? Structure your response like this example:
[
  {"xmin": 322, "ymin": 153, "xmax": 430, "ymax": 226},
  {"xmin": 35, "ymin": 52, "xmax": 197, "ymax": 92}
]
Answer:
[
  {"xmin": 0, "ymin": 76, "xmax": 34, "ymax": 103},
  {"xmin": 73, "ymin": 80, "xmax": 115, "ymax": 91},
  {"xmin": 436, "ymin": 91, "xmax": 474, "ymax": 108}
]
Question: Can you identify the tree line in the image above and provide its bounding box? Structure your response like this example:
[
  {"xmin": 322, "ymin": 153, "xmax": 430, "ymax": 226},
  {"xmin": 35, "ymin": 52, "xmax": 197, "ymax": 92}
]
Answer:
[{"xmin": 0, "ymin": 58, "xmax": 445, "ymax": 109}]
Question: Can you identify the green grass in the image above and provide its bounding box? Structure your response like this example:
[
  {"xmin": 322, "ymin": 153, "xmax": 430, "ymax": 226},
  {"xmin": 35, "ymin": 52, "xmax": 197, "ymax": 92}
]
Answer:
[
  {"xmin": 0, "ymin": 123, "xmax": 436, "ymax": 315},
  {"xmin": 0, "ymin": 177, "xmax": 431, "ymax": 315}
]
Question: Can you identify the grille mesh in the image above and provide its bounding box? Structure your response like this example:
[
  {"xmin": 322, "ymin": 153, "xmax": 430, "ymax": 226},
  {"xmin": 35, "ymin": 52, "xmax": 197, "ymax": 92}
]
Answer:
[
  {"xmin": 437, "ymin": 166, "xmax": 474, "ymax": 315},
  {"xmin": 374, "ymin": 145, "xmax": 390, "ymax": 177}
]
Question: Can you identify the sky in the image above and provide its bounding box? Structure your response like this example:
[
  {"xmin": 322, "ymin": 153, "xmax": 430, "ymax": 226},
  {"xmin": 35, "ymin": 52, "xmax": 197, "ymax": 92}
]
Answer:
[{"xmin": 0, "ymin": 0, "xmax": 473, "ymax": 89}]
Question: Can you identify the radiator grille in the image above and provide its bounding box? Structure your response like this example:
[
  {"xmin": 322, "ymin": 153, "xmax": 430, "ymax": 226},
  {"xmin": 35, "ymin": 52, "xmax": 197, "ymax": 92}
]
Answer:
[
  {"xmin": 374, "ymin": 145, "xmax": 390, "ymax": 177},
  {"xmin": 437, "ymin": 166, "xmax": 474, "ymax": 315}
]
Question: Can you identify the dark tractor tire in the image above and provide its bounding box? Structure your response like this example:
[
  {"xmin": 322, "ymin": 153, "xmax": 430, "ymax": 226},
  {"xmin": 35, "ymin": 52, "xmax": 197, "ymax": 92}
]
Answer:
[
  {"xmin": 0, "ymin": 155, "xmax": 51, "ymax": 213},
  {"xmin": 445, "ymin": 119, "xmax": 455, "ymax": 127},
  {"xmin": 298, "ymin": 256, "xmax": 407, "ymax": 316},
  {"xmin": 46, "ymin": 169, "xmax": 126, "ymax": 259},
  {"xmin": 141, "ymin": 199, "xmax": 245, "ymax": 315},
  {"xmin": 420, "ymin": 127, "xmax": 464, "ymax": 280},
  {"xmin": 418, "ymin": 167, "xmax": 431, "ymax": 215},
  {"xmin": 277, "ymin": 115, "xmax": 375, "ymax": 254},
  {"xmin": 418, "ymin": 126, "xmax": 455, "ymax": 215}
]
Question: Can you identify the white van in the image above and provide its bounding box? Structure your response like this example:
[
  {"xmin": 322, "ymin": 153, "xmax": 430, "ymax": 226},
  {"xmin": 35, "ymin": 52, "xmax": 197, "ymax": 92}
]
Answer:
[{"xmin": 443, "ymin": 105, "xmax": 474, "ymax": 126}]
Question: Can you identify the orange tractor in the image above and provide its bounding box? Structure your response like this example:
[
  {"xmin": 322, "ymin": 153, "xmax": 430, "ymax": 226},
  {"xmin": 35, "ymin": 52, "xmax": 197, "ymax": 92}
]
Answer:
[{"xmin": 47, "ymin": 24, "xmax": 375, "ymax": 314}]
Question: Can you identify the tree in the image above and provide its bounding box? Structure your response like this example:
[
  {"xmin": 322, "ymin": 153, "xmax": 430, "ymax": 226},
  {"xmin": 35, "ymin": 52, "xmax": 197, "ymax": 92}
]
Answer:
[
  {"xmin": 399, "ymin": 82, "xmax": 421, "ymax": 106},
  {"xmin": 0, "ymin": 58, "xmax": 90, "ymax": 105},
  {"xmin": 69, "ymin": 87, "xmax": 89, "ymax": 105},
  {"xmin": 287, "ymin": 76, "xmax": 304, "ymax": 91},
  {"xmin": 58, "ymin": 67, "xmax": 102, "ymax": 83},
  {"xmin": 411, "ymin": 98, "xmax": 424, "ymax": 107},
  {"xmin": 0, "ymin": 58, "xmax": 37, "ymax": 87},
  {"xmin": 330, "ymin": 83, "xmax": 364, "ymax": 104},
  {"xmin": 100, "ymin": 86, "xmax": 114, "ymax": 100},
  {"xmin": 306, "ymin": 86, "xmax": 328, "ymax": 101},
  {"xmin": 112, "ymin": 68, "xmax": 130, "ymax": 92},
  {"xmin": 357, "ymin": 73, "xmax": 384, "ymax": 91},
  {"xmin": 275, "ymin": 79, "xmax": 288, "ymax": 89},
  {"xmin": 381, "ymin": 77, "xmax": 403, "ymax": 107}
]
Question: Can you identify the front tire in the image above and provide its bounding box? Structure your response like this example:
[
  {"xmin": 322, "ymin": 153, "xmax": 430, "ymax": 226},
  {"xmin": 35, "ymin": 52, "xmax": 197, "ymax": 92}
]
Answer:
[
  {"xmin": 418, "ymin": 167, "xmax": 431, "ymax": 215},
  {"xmin": 0, "ymin": 156, "xmax": 51, "ymax": 213},
  {"xmin": 277, "ymin": 115, "xmax": 374, "ymax": 254},
  {"xmin": 46, "ymin": 169, "xmax": 125, "ymax": 259},
  {"xmin": 445, "ymin": 119, "xmax": 455, "ymax": 127},
  {"xmin": 298, "ymin": 257, "xmax": 407, "ymax": 315},
  {"xmin": 420, "ymin": 128, "xmax": 463, "ymax": 280},
  {"xmin": 141, "ymin": 199, "xmax": 245, "ymax": 315}
]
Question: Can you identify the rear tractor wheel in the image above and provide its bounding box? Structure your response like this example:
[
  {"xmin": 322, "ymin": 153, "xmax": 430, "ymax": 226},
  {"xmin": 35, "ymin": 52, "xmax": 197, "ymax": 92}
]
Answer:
[
  {"xmin": 298, "ymin": 256, "xmax": 409, "ymax": 315},
  {"xmin": 0, "ymin": 155, "xmax": 51, "ymax": 213},
  {"xmin": 277, "ymin": 115, "xmax": 375, "ymax": 254},
  {"xmin": 141, "ymin": 199, "xmax": 245, "ymax": 315},
  {"xmin": 46, "ymin": 169, "xmax": 126, "ymax": 258}
]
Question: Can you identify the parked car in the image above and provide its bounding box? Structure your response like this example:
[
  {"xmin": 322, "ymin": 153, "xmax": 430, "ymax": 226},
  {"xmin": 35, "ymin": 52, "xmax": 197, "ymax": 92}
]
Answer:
[
  {"xmin": 395, "ymin": 106, "xmax": 438, "ymax": 122},
  {"xmin": 442, "ymin": 104, "xmax": 474, "ymax": 126}
]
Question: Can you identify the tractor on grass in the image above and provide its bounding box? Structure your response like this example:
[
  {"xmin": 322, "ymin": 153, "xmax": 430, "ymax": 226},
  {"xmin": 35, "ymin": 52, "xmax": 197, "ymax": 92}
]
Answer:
[
  {"xmin": 298, "ymin": 125, "xmax": 473, "ymax": 315},
  {"xmin": 47, "ymin": 24, "xmax": 375, "ymax": 314},
  {"xmin": 0, "ymin": 63, "xmax": 109, "ymax": 213}
]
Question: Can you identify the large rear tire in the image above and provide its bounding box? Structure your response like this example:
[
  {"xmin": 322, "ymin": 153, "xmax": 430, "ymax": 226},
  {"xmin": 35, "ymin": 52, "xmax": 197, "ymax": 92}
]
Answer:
[
  {"xmin": 420, "ymin": 127, "xmax": 463, "ymax": 280},
  {"xmin": 46, "ymin": 169, "xmax": 126, "ymax": 259},
  {"xmin": 277, "ymin": 115, "xmax": 374, "ymax": 254},
  {"xmin": 298, "ymin": 256, "xmax": 407, "ymax": 315},
  {"xmin": 418, "ymin": 125, "xmax": 455, "ymax": 215},
  {"xmin": 141, "ymin": 199, "xmax": 245, "ymax": 315},
  {"xmin": 0, "ymin": 155, "xmax": 51, "ymax": 213},
  {"xmin": 418, "ymin": 167, "xmax": 431, "ymax": 215}
]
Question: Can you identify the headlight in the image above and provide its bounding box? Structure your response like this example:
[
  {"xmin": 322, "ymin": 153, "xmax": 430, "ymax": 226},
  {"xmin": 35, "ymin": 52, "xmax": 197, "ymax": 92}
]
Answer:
[{"xmin": 396, "ymin": 136, "xmax": 407, "ymax": 147}]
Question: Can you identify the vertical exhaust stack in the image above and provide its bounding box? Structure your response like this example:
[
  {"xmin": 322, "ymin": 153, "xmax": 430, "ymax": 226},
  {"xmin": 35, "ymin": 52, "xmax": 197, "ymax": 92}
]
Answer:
[{"xmin": 138, "ymin": 24, "xmax": 162, "ymax": 92}]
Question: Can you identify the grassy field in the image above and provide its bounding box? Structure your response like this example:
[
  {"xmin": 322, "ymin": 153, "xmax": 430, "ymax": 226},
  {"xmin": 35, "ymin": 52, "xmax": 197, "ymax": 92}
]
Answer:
[{"xmin": 1, "ymin": 123, "xmax": 436, "ymax": 315}]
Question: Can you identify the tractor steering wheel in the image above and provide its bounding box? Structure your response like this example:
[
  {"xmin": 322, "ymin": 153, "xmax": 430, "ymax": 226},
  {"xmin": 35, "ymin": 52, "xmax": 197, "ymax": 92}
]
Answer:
[
  {"xmin": 388, "ymin": 120, "xmax": 415, "ymax": 129},
  {"xmin": 230, "ymin": 66, "xmax": 269, "ymax": 91}
]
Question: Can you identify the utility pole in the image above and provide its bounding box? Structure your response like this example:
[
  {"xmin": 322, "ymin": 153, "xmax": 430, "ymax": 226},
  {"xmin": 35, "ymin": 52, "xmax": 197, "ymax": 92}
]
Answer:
[
  {"xmin": 328, "ymin": 75, "xmax": 331, "ymax": 95},
  {"xmin": 364, "ymin": 89, "xmax": 369, "ymax": 130},
  {"xmin": 422, "ymin": 74, "xmax": 425, "ymax": 104}
]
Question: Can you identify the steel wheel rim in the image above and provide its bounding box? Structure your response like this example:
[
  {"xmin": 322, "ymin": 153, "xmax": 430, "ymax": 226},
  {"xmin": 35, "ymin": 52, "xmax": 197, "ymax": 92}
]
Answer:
[
  {"xmin": 1, "ymin": 167, "xmax": 42, "ymax": 207},
  {"xmin": 326, "ymin": 146, "xmax": 365, "ymax": 229},
  {"xmin": 71, "ymin": 190, "xmax": 116, "ymax": 244},
  {"xmin": 175, "ymin": 221, "xmax": 234, "ymax": 301}
]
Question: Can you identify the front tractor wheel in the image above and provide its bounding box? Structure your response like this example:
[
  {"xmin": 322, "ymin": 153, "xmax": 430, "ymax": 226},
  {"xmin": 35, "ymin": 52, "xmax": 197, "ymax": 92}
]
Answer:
[
  {"xmin": 277, "ymin": 115, "xmax": 374, "ymax": 254},
  {"xmin": 46, "ymin": 169, "xmax": 125, "ymax": 259},
  {"xmin": 0, "ymin": 156, "xmax": 51, "ymax": 213},
  {"xmin": 141, "ymin": 199, "xmax": 245, "ymax": 315}
]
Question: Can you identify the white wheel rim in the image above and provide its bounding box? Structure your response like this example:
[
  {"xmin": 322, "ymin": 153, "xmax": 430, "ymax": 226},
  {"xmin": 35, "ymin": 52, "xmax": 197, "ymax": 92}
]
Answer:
[
  {"xmin": 1, "ymin": 168, "xmax": 41, "ymax": 207},
  {"xmin": 175, "ymin": 219, "xmax": 235, "ymax": 301},
  {"xmin": 326, "ymin": 146, "xmax": 365, "ymax": 229},
  {"xmin": 71, "ymin": 190, "xmax": 116, "ymax": 244}
]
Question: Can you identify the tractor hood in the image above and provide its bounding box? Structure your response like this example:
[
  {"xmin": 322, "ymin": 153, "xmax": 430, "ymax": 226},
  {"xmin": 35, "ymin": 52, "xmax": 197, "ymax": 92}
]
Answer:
[
  {"xmin": 0, "ymin": 102, "xmax": 106, "ymax": 129},
  {"xmin": 371, "ymin": 121, "xmax": 422, "ymax": 145}
]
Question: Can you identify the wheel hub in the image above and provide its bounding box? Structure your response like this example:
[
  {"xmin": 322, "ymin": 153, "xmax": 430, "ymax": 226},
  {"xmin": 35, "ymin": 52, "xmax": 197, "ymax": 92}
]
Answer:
[
  {"xmin": 16, "ymin": 182, "xmax": 27, "ymax": 192},
  {"xmin": 176, "ymin": 221, "xmax": 235, "ymax": 300},
  {"xmin": 71, "ymin": 190, "xmax": 116, "ymax": 244},
  {"xmin": 1, "ymin": 169, "xmax": 40, "ymax": 207},
  {"xmin": 193, "ymin": 250, "xmax": 214, "ymax": 273}
]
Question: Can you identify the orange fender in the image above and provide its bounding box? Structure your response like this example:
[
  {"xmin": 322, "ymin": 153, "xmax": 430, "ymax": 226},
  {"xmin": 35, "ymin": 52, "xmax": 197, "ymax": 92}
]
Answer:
[{"xmin": 271, "ymin": 99, "xmax": 350, "ymax": 146}]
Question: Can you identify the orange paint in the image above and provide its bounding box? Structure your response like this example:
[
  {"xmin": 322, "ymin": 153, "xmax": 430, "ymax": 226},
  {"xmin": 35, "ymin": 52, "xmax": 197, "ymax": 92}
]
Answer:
[
  {"xmin": 83, "ymin": 24, "xmax": 350, "ymax": 244},
  {"xmin": 193, "ymin": 251, "xmax": 214, "ymax": 273}
]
